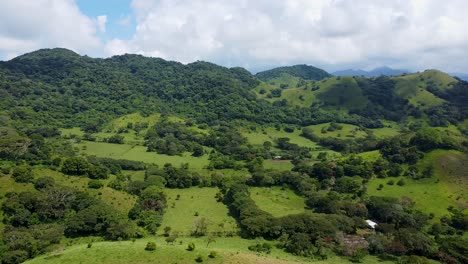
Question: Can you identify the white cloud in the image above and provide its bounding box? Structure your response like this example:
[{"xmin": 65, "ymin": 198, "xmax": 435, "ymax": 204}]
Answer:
[
  {"xmin": 104, "ymin": 0, "xmax": 468, "ymax": 72},
  {"xmin": 0, "ymin": 0, "xmax": 102, "ymax": 59},
  {"xmin": 96, "ymin": 15, "xmax": 107, "ymax": 33}
]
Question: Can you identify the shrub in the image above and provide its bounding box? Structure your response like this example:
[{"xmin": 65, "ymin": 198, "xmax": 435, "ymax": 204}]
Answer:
[
  {"xmin": 208, "ymin": 251, "xmax": 217, "ymax": 258},
  {"xmin": 397, "ymin": 179, "xmax": 406, "ymax": 186},
  {"xmin": 87, "ymin": 243, "xmax": 92, "ymax": 248},
  {"xmin": 195, "ymin": 255, "xmax": 204, "ymax": 262},
  {"xmin": 12, "ymin": 165, "xmax": 34, "ymax": 183},
  {"xmin": 377, "ymin": 184, "xmax": 384, "ymax": 190},
  {"xmin": 387, "ymin": 180, "xmax": 395, "ymax": 185},
  {"xmin": 34, "ymin": 176, "xmax": 55, "ymax": 189},
  {"xmin": 187, "ymin": 242, "xmax": 195, "ymax": 251},
  {"xmin": 145, "ymin": 242, "xmax": 157, "ymax": 251},
  {"xmin": 88, "ymin": 180, "xmax": 104, "ymax": 189}
]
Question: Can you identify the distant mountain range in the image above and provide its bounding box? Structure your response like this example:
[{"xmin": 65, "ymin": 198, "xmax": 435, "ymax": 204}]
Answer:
[{"xmin": 332, "ymin": 66, "xmax": 410, "ymax": 77}]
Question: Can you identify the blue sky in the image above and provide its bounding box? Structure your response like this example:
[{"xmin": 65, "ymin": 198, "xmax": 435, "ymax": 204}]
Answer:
[
  {"xmin": 76, "ymin": 0, "xmax": 134, "ymax": 40},
  {"xmin": 1, "ymin": 0, "xmax": 468, "ymax": 73}
]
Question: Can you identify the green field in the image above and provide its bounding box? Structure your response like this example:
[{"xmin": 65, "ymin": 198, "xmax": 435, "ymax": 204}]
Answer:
[
  {"xmin": 77, "ymin": 141, "xmax": 210, "ymax": 170},
  {"xmin": 25, "ymin": 236, "xmax": 395, "ymax": 264},
  {"xmin": 304, "ymin": 122, "xmax": 368, "ymax": 139},
  {"xmin": 160, "ymin": 187, "xmax": 238, "ymax": 236},
  {"xmin": 367, "ymin": 150, "xmax": 468, "ymax": 219},
  {"xmin": 250, "ymin": 187, "xmax": 306, "ymax": 217},
  {"xmin": 243, "ymin": 126, "xmax": 318, "ymax": 148}
]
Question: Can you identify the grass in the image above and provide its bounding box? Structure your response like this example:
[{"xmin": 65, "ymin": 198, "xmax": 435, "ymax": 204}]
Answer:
[
  {"xmin": 367, "ymin": 150, "xmax": 468, "ymax": 219},
  {"xmin": 77, "ymin": 141, "xmax": 210, "ymax": 170},
  {"xmin": 263, "ymin": 160, "xmax": 294, "ymax": 171},
  {"xmin": 34, "ymin": 168, "xmax": 138, "ymax": 215},
  {"xmin": 250, "ymin": 187, "xmax": 306, "ymax": 217},
  {"xmin": 25, "ymin": 236, "xmax": 395, "ymax": 264},
  {"xmin": 242, "ymin": 127, "xmax": 318, "ymax": 149},
  {"xmin": 392, "ymin": 70, "xmax": 455, "ymax": 108},
  {"xmin": 160, "ymin": 187, "xmax": 239, "ymax": 236},
  {"xmin": 304, "ymin": 123, "xmax": 368, "ymax": 139}
]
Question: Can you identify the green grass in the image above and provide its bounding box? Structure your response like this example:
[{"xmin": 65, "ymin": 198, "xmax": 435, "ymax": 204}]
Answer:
[
  {"xmin": 304, "ymin": 123, "xmax": 368, "ymax": 139},
  {"xmin": 243, "ymin": 127, "xmax": 318, "ymax": 149},
  {"xmin": 392, "ymin": 70, "xmax": 455, "ymax": 108},
  {"xmin": 263, "ymin": 160, "xmax": 294, "ymax": 171},
  {"xmin": 77, "ymin": 141, "xmax": 210, "ymax": 170},
  {"xmin": 250, "ymin": 187, "xmax": 306, "ymax": 217},
  {"xmin": 160, "ymin": 187, "xmax": 238, "ymax": 236},
  {"xmin": 25, "ymin": 236, "xmax": 395, "ymax": 264},
  {"xmin": 367, "ymin": 150, "xmax": 468, "ymax": 219}
]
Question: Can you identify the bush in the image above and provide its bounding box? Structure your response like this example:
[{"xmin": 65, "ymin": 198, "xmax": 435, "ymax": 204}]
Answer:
[
  {"xmin": 195, "ymin": 255, "xmax": 204, "ymax": 262},
  {"xmin": 187, "ymin": 242, "xmax": 195, "ymax": 251},
  {"xmin": 12, "ymin": 165, "xmax": 34, "ymax": 183},
  {"xmin": 208, "ymin": 251, "xmax": 217, "ymax": 258},
  {"xmin": 397, "ymin": 179, "xmax": 406, "ymax": 186},
  {"xmin": 88, "ymin": 180, "xmax": 104, "ymax": 189},
  {"xmin": 387, "ymin": 180, "xmax": 395, "ymax": 185},
  {"xmin": 34, "ymin": 176, "xmax": 55, "ymax": 189},
  {"xmin": 145, "ymin": 242, "xmax": 157, "ymax": 251},
  {"xmin": 87, "ymin": 242, "xmax": 92, "ymax": 248}
]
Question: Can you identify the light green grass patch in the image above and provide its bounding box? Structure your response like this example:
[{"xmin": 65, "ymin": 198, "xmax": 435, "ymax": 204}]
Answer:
[
  {"xmin": 250, "ymin": 187, "xmax": 306, "ymax": 217},
  {"xmin": 305, "ymin": 123, "xmax": 368, "ymax": 139},
  {"xmin": 25, "ymin": 236, "xmax": 395, "ymax": 264},
  {"xmin": 243, "ymin": 127, "xmax": 318, "ymax": 149},
  {"xmin": 160, "ymin": 187, "xmax": 238, "ymax": 236},
  {"xmin": 60, "ymin": 127, "xmax": 84, "ymax": 137},
  {"xmin": 367, "ymin": 150, "xmax": 468, "ymax": 219},
  {"xmin": 77, "ymin": 141, "xmax": 210, "ymax": 170},
  {"xmin": 263, "ymin": 160, "xmax": 294, "ymax": 171}
]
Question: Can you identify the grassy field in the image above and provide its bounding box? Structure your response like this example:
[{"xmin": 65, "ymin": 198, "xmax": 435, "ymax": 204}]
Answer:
[
  {"xmin": 304, "ymin": 122, "xmax": 368, "ymax": 139},
  {"xmin": 250, "ymin": 187, "xmax": 306, "ymax": 217},
  {"xmin": 25, "ymin": 236, "xmax": 395, "ymax": 264},
  {"xmin": 367, "ymin": 150, "xmax": 468, "ymax": 219},
  {"xmin": 392, "ymin": 70, "xmax": 454, "ymax": 108},
  {"xmin": 160, "ymin": 187, "xmax": 239, "ymax": 236},
  {"xmin": 77, "ymin": 141, "xmax": 210, "ymax": 170},
  {"xmin": 243, "ymin": 127, "xmax": 318, "ymax": 149}
]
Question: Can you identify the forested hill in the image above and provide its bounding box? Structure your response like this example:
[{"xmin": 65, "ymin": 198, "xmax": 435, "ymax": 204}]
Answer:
[
  {"xmin": 0, "ymin": 48, "xmax": 467, "ymax": 132},
  {"xmin": 255, "ymin": 64, "xmax": 332, "ymax": 81}
]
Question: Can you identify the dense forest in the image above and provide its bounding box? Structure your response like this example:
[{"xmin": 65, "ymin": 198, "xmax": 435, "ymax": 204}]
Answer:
[{"xmin": 0, "ymin": 49, "xmax": 467, "ymax": 264}]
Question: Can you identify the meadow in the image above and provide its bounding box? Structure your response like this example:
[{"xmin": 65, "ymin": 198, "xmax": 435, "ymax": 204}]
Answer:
[{"xmin": 250, "ymin": 187, "xmax": 306, "ymax": 217}]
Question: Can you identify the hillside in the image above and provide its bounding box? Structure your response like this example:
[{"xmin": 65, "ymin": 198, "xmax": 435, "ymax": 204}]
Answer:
[
  {"xmin": 255, "ymin": 64, "xmax": 332, "ymax": 81},
  {"xmin": 0, "ymin": 49, "xmax": 467, "ymax": 264},
  {"xmin": 333, "ymin": 67, "xmax": 410, "ymax": 77}
]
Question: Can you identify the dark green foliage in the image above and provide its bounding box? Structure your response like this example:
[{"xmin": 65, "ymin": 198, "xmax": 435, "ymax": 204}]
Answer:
[
  {"xmin": 88, "ymin": 180, "xmax": 104, "ymax": 189},
  {"xmin": 107, "ymin": 134, "xmax": 124, "ymax": 144},
  {"xmin": 145, "ymin": 242, "xmax": 157, "ymax": 251},
  {"xmin": 34, "ymin": 176, "xmax": 55, "ymax": 190},
  {"xmin": 187, "ymin": 242, "xmax": 195, "ymax": 251},
  {"xmin": 11, "ymin": 165, "xmax": 34, "ymax": 183},
  {"xmin": 248, "ymin": 243, "xmax": 272, "ymax": 254},
  {"xmin": 255, "ymin": 65, "xmax": 331, "ymax": 81},
  {"xmin": 195, "ymin": 255, "xmax": 204, "ymax": 262},
  {"xmin": 208, "ymin": 251, "xmax": 217, "ymax": 258}
]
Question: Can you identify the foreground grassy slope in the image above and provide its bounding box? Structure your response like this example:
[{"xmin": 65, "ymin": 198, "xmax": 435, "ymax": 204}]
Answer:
[
  {"xmin": 25, "ymin": 237, "xmax": 394, "ymax": 264},
  {"xmin": 159, "ymin": 188, "xmax": 238, "ymax": 236}
]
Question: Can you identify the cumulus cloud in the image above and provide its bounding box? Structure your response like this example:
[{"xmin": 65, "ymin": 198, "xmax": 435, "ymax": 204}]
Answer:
[
  {"xmin": 96, "ymin": 15, "xmax": 107, "ymax": 33},
  {"xmin": 104, "ymin": 0, "xmax": 468, "ymax": 72},
  {"xmin": 0, "ymin": 0, "xmax": 103, "ymax": 59}
]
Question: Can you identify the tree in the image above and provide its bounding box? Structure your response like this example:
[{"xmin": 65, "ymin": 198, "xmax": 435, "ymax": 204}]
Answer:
[
  {"xmin": 192, "ymin": 217, "xmax": 209, "ymax": 237},
  {"xmin": 12, "ymin": 165, "xmax": 34, "ymax": 183}
]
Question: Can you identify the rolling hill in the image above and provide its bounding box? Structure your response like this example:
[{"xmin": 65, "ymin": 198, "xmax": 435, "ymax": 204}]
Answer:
[{"xmin": 0, "ymin": 49, "xmax": 467, "ymax": 264}]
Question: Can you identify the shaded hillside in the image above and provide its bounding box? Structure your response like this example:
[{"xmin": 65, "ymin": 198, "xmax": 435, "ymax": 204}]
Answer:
[
  {"xmin": 333, "ymin": 66, "xmax": 410, "ymax": 77},
  {"xmin": 255, "ymin": 64, "xmax": 331, "ymax": 81}
]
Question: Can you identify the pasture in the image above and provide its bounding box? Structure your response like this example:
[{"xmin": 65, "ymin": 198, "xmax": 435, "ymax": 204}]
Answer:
[{"xmin": 250, "ymin": 187, "xmax": 306, "ymax": 217}]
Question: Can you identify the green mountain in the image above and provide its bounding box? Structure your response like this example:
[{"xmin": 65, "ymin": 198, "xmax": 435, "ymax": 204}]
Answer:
[
  {"xmin": 0, "ymin": 49, "xmax": 467, "ymax": 264},
  {"xmin": 255, "ymin": 64, "xmax": 332, "ymax": 81}
]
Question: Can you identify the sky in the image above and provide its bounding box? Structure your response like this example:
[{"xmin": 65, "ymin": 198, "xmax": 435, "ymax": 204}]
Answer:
[{"xmin": 1, "ymin": 0, "xmax": 468, "ymax": 73}]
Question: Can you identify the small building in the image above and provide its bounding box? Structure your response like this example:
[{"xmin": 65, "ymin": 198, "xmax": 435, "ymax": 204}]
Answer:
[
  {"xmin": 273, "ymin": 156, "xmax": 282, "ymax": 160},
  {"xmin": 365, "ymin": 220, "xmax": 378, "ymax": 229}
]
